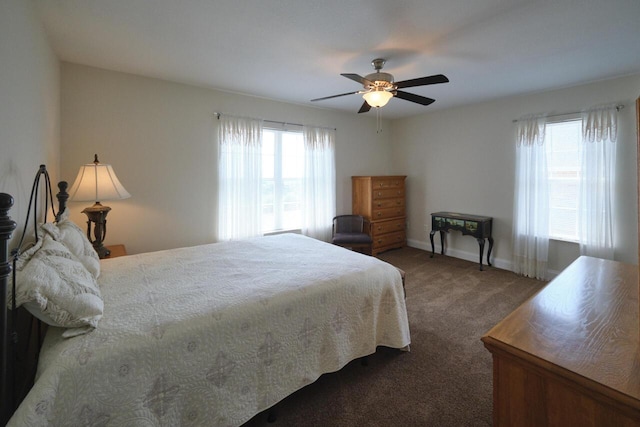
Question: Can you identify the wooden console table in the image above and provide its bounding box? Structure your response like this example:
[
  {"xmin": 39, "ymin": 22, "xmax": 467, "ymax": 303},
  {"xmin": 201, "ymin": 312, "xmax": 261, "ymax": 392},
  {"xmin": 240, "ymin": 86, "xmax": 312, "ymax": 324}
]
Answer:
[
  {"xmin": 482, "ymin": 257, "xmax": 640, "ymax": 426},
  {"xmin": 429, "ymin": 212, "xmax": 493, "ymax": 270}
]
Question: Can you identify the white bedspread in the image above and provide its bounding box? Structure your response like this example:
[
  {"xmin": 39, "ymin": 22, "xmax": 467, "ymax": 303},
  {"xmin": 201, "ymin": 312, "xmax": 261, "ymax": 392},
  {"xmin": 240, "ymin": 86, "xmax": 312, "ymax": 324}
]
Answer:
[{"xmin": 9, "ymin": 234, "xmax": 410, "ymax": 426}]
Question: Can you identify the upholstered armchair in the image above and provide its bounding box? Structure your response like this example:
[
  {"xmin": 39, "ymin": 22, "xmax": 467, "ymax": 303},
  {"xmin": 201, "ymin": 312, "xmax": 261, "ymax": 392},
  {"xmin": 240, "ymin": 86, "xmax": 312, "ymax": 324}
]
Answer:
[{"xmin": 331, "ymin": 215, "xmax": 372, "ymax": 254}]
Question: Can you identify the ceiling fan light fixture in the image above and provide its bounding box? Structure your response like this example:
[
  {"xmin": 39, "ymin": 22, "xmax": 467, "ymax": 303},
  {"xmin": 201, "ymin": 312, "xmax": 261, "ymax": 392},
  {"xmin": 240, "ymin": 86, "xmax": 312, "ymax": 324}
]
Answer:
[
  {"xmin": 363, "ymin": 89, "xmax": 393, "ymax": 108},
  {"xmin": 311, "ymin": 58, "xmax": 448, "ymax": 114}
]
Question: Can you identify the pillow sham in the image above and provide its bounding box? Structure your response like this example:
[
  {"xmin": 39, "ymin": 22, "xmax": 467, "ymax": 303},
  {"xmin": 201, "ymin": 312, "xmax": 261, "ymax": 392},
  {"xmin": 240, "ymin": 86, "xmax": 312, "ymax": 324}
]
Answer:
[
  {"xmin": 42, "ymin": 209, "xmax": 100, "ymax": 279},
  {"xmin": 13, "ymin": 233, "xmax": 103, "ymax": 337}
]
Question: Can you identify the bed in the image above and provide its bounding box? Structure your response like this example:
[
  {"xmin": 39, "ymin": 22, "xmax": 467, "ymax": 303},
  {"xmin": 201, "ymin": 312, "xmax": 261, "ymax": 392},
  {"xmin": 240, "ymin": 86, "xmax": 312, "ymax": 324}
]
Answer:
[{"xmin": 0, "ymin": 167, "xmax": 411, "ymax": 426}]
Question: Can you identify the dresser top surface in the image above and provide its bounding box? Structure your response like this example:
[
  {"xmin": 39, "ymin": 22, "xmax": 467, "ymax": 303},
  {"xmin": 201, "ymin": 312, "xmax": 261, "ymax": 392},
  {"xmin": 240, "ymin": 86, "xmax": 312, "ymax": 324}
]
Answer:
[{"xmin": 483, "ymin": 256, "xmax": 640, "ymax": 401}]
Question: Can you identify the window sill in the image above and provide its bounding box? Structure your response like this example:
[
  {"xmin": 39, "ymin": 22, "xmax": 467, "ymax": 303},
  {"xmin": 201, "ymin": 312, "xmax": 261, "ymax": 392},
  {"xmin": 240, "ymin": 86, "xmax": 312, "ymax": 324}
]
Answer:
[
  {"xmin": 263, "ymin": 229, "xmax": 302, "ymax": 236},
  {"xmin": 549, "ymin": 237, "xmax": 579, "ymax": 244}
]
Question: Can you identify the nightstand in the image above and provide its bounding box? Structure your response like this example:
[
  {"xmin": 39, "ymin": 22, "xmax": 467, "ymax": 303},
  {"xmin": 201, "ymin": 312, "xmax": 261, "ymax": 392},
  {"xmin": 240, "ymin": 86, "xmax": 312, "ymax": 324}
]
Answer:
[{"xmin": 104, "ymin": 244, "xmax": 127, "ymax": 258}]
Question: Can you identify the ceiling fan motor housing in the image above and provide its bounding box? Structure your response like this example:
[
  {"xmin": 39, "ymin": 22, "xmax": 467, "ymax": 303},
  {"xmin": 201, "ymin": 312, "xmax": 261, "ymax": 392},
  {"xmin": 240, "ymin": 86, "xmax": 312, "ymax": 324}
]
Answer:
[
  {"xmin": 365, "ymin": 59, "xmax": 395, "ymax": 90},
  {"xmin": 364, "ymin": 72, "xmax": 395, "ymax": 90}
]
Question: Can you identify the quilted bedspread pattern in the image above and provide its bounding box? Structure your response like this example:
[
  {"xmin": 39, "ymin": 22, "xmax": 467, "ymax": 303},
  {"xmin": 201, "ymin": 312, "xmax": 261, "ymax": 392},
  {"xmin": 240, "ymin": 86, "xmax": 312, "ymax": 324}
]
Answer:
[{"xmin": 9, "ymin": 234, "xmax": 411, "ymax": 426}]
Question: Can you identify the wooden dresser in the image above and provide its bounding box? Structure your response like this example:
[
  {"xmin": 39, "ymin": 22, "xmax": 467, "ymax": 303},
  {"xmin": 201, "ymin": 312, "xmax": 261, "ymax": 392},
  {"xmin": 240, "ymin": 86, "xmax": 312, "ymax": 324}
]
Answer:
[
  {"xmin": 482, "ymin": 256, "xmax": 640, "ymax": 426},
  {"xmin": 352, "ymin": 175, "xmax": 406, "ymax": 256}
]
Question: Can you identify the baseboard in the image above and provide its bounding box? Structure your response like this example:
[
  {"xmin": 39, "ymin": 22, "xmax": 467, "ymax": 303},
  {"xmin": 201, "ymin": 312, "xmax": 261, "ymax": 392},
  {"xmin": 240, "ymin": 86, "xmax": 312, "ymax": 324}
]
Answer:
[
  {"xmin": 407, "ymin": 238, "xmax": 512, "ymax": 271},
  {"xmin": 406, "ymin": 238, "xmax": 560, "ymax": 279},
  {"xmin": 546, "ymin": 269, "xmax": 561, "ymax": 279}
]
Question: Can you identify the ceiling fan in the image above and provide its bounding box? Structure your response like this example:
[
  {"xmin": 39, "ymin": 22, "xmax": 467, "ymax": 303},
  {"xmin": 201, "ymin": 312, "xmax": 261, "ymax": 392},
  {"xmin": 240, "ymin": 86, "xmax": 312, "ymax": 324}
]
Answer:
[{"xmin": 311, "ymin": 58, "xmax": 449, "ymax": 113}]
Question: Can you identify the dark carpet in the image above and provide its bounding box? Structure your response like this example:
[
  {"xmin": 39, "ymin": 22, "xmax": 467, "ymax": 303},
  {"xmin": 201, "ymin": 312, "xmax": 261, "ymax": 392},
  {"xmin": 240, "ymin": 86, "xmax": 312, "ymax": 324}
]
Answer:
[{"xmin": 243, "ymin": 247, "xmax": 545, "ymax": 427}]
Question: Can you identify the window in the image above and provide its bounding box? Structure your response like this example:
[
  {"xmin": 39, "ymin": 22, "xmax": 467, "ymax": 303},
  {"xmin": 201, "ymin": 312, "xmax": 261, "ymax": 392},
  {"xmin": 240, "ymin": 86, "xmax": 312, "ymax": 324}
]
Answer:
[
  {"xmin": 545, "ymin": 118, "xmax": 582, "ymax": 241},
  {"xmin": 262, "ymin": 128, "xmax": 304, "ymax": 233},
  {"xmin": 513, "ymin": 105, "xmax": 618, "ymax": 278},
  {"xmin": 218, "ymin": 115, "xmax": 335, "ymax": 242}
]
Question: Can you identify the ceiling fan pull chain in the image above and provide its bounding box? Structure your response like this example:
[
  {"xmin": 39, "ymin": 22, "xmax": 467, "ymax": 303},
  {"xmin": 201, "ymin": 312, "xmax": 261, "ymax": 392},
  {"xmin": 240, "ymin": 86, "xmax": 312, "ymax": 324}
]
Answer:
[{"xmin": 376, "ymin": 108, "xmax": 383, "ymax": 133}]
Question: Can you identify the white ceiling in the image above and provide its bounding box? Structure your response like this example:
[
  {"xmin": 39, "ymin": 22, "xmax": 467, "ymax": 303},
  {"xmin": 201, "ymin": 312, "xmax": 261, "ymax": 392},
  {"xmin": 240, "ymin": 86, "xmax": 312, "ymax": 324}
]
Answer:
[{"xmin": 35, "ymin": 0, "xmax": 640, "ymax": 119}]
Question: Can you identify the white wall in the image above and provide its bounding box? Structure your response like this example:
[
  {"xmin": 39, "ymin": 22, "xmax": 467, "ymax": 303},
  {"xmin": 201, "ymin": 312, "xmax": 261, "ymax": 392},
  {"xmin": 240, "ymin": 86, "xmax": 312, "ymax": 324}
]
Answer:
[
  {"xmin": 0, "ymin": 0, "xmax": 60, "ymax": 246},
  {"xmin": 391, "ymin": 74, "xmax": 640, "ymax": 273},
  {"xmin": 61, "ymin": 63, "xmax": 392, "ymax": 254},
  {"xmin": 59, "ymin": 64, "xmax": 640, "ymax": 270}
]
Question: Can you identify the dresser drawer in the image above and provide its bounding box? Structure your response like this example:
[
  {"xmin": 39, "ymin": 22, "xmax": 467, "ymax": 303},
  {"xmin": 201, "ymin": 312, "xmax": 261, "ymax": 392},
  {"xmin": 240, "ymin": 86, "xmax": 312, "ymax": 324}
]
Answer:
[
  {"xmin": 372, "ymin": 198, "xmax": 405, "ymax": 209},
  {"xmin": 371, "ymin": 218, "xmax": 405, "ymax": 237},
  {"xmin": 371, "ymin": 178, "xmax": 405, "ymax": 189},
  {"xmin": 372, "ymin": 207, "xmax": 404, "ymax": 220},
  {"xmin": 372, "ymin": 188, "xmax": 405, "ymax": 199},
  {"xmin": 372, "ymin": 230, "xmax": 406, "ymax": 249}
]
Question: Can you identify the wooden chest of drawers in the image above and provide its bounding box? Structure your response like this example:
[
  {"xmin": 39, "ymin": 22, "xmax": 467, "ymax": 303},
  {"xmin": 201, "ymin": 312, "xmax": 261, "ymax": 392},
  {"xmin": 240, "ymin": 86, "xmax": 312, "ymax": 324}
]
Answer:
[{"xmin": 352, "ymin": 176, "xmax": 406, "ymax": 255}]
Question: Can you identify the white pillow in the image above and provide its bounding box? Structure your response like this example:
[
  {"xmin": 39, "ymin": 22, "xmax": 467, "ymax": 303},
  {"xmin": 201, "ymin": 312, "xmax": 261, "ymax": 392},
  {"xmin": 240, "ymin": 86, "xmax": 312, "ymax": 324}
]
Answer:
[
  {"xmin": 13, "ymin": 233, "xmax": 103, "ymax": 337},
  {"xmin": 42, "ymin": 209, "xmax": 100, "ymax": 279}
]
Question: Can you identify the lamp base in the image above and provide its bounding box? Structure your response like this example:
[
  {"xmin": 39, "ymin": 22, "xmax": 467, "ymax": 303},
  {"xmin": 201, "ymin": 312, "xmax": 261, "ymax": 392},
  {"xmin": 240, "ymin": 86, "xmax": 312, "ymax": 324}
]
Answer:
[
  {"xmin": 93, "ymin": 244, "xmax": 111, "ymax": 259},
  {"xmin": 82, "ymin": 202, "xmax": 111, "ymax": 259}
]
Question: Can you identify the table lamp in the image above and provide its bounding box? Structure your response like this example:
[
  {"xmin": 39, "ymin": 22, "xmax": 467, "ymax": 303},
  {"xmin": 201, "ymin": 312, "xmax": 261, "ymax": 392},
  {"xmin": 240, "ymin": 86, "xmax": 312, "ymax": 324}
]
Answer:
[{"xmin": 68, "ymin": 154, "xmax": 131, "ymax": 258}]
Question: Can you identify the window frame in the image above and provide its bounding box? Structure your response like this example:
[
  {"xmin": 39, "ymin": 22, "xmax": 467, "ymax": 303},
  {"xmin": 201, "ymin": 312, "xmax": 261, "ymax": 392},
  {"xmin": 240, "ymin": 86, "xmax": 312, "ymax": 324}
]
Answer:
[
  {"xmin": 544, "ymin": 114, "xmax": 582, "ymax": 243},
  {"xmin": 261, "ymin": 126, "xmax": 304, "ymax": 234}
]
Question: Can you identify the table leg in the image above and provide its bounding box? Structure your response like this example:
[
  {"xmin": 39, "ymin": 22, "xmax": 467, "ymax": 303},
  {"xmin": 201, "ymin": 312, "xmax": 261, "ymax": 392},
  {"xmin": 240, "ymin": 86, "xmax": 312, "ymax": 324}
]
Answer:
[
  {"xmin": 487, "ymin": 237, "xmax": 494, "ymax": 266},
  {"xmin": 439, "ymin": 230, "xmax": 445, "ymax": 255},
  {"xmin": 430, "ymin": 230, "xmax": 436, "ymax": 258},
  {"xmin": 476, "ymin": 238, "xmax": 485, "ymax": 271}
]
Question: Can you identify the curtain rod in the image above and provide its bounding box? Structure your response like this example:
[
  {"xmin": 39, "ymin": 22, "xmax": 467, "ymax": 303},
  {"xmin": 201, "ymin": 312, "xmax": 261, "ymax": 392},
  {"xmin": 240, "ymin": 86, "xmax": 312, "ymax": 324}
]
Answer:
[
  {"xmin": 213, "ymin": 112, "xmax": 336, "ymax": 131},
  {"xmin": 512, "ymin": 104, "xmax": 624, "ymax": 123}
]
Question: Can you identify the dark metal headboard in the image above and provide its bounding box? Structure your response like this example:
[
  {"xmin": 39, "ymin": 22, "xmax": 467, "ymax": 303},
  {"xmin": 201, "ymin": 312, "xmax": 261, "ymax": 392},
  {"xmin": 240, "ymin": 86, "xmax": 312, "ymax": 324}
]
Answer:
[
  {"xmin": 0, "ymin": 192, "xmax": 18, "ymax": 424},
  {"xmin": 0, "ymin": 165, "xmax": 68, "ymax": 424}
]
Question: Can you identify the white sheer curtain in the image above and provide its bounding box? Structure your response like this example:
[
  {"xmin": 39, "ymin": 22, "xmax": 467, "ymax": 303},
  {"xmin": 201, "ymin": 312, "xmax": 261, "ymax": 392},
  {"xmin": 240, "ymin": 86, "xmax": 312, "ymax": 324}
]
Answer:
[
  {"xmin": 217, "ymin": 115, "xmax": 264, "ymax": 241},
  {"xmin": 578, "ymin": 105, "xmax": 618, "ymax": 259},
  {"xmin": 512, "ymin": 115, "xmax": 549, "ymax": 280},
  {"xmin": 302, "ymin": 126, "xmax": 336, "ymax": 241}
]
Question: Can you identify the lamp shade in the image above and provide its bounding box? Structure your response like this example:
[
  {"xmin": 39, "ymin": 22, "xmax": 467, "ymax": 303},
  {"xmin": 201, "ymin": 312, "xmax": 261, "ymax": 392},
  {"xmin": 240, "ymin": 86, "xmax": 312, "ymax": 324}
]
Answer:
[
  {"xmin": 68, "ymin": 157, "xmax": 131, "ymax": 202},
  {"xmin": 362, "ymin": 89, "xmax": 393, "ymax": 108}
]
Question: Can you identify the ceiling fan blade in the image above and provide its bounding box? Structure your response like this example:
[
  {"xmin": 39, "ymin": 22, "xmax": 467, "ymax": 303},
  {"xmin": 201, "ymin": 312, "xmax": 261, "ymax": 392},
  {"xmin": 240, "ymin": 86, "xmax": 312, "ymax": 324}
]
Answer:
[
  {"xmin": 394, "ymin": 74, "xmax": 449, "ymax": 89},
  {"xmin": 311, "ymin": 90, "xmax": 362, "ymax": 102},
  {"xmin": 341, "ymin": 73, "xmax": 374, "ymax": 87},
  {"xmin": 395, "ymin": 90, "xmax": 436, "ymax": 106},
  {"xmin": 358, "ymin": 101, "xmax": 371, "ymax": 114}
]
